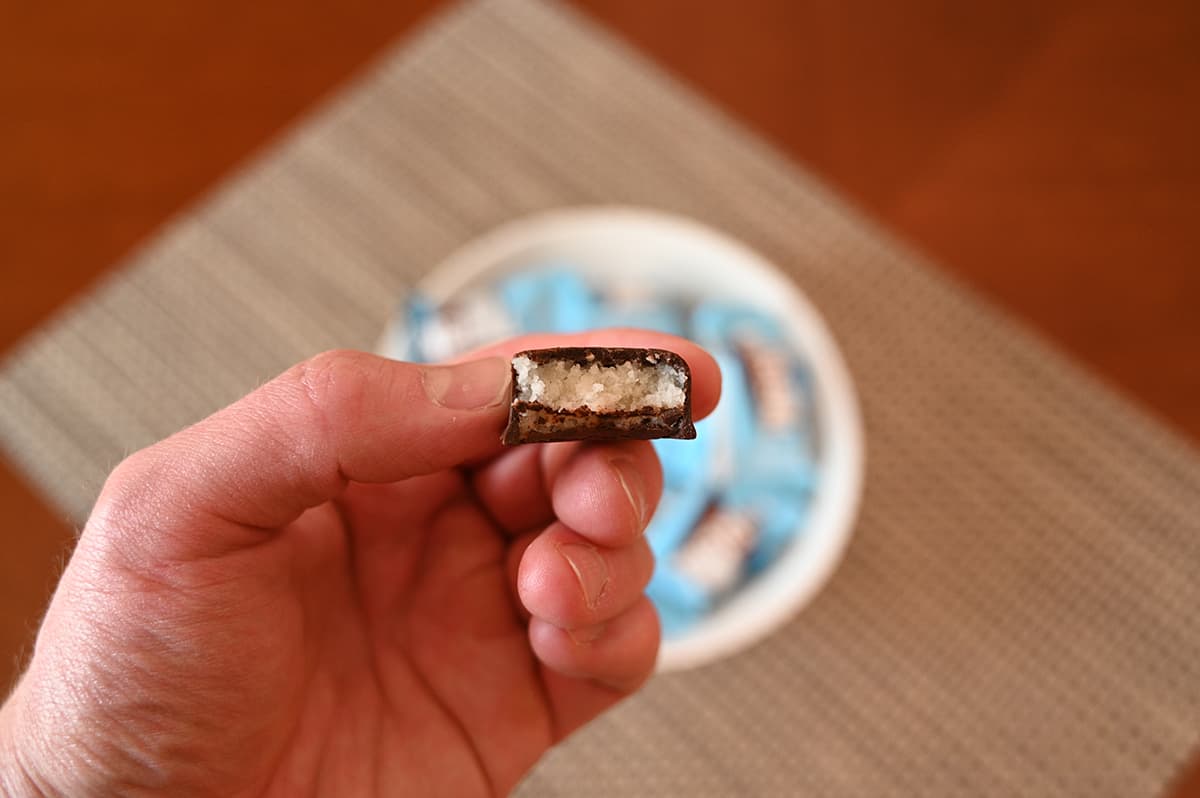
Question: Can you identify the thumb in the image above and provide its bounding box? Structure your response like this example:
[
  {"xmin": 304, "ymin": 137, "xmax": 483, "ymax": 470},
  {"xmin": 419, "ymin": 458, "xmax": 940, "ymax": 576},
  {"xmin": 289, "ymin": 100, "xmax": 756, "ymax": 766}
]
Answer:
[{"xmin": 92, "ymin": 350, "xmax": 511, "ymax": 551}]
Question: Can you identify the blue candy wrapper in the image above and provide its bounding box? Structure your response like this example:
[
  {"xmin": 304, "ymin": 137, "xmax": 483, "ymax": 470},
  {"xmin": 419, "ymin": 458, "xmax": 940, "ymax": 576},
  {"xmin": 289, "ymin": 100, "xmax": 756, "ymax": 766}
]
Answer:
[
  {"xmin": 405, "ymin": 292, "xmax": 516, "ymax": 362},
  {"xmin": 498, "ymin": 268, "xmax": 595, "ymax": 333},
  {"xmin": 653, "ymin": 418, "xmax": 716, "ymax": 491},
  {"xmin": 647, "ymin": 560, "xmax": 712, "ymax": 616},
  {"xmin": 725, "ymin": 480, "xmax": 811, "ymax": 573},
  {"xmin": 646, "ymin": 485, "xmax": 709, "ymax": 559},
  {"xmin": 691, "ymin": 302, "xmax": 785, "ymax": 348},
  {"xmin": 590, "ymin": 301, "xmax": 685, "ymax": 338}
]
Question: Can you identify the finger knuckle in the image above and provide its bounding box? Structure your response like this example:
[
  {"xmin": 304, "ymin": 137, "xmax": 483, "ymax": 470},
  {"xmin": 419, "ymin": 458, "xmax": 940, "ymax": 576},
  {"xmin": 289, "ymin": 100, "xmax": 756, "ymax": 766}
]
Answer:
[
  {"xmin": 291, "ymin": 349, "xmax": 370, "ymax": 427},
  {"xmin": 87, "ymin": 445, "xmax": 179, "ymax": 565}
]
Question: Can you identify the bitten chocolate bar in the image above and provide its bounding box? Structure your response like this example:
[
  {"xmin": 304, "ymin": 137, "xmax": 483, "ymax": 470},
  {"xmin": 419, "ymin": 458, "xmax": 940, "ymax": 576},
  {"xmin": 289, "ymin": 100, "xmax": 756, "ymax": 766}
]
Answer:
[{"xmin": 502, "ymin": 347, "xmax": 696, "ymax": 445}]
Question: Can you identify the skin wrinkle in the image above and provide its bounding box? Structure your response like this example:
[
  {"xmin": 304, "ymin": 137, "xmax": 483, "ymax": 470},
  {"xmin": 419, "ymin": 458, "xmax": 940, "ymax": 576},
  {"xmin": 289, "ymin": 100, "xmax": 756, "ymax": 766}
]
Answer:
[
  {"xmin": 293, "ymin": 353, "xmax": 351, "ymax": 483},
  {"xmin": 79, "ymin": 533, "xmax": 249, "ymax": 608},
  {"xmin": 608, "ymin": 456, "xmax": 645, "ymax": 531},
  {"xmin": 294, "ymin": 350, "xmax": 373, "ymax": 445},
  {"xmin": 162, "ymin": 352, "xmax": 357, "ymax": 536},
  {"xmin": 415, "ymin": 501, "xmax": 510, "ymax": 637},
  {"xmin": 394, "ymin": 501, "xmax": 498, "ymax": 798},
  {"xmin": 255, "ymin": 532, "xmax": 352, "ymax": 797},
  {"xmin": 91, "ymin": 452, "xmax": 197, "ymax": 557},
  {"xmin": 390, "ymin": 421, "xmax": 447, "ymax": 479},
  {"xmin": 314, "ymin": 498, "xmax": 369, "ymax": 798},
  {"xmin": 369, "ymin": 701, "xmax": 381, "ymax": 798},
  {"xmin": 252, "ymin": 544, "xmax": 350, "ymax": 792},
  {"xmin": 304, "ymin": 689, "xmax": 338, "ymax": 798},
  {"xmin": 496, "ymin": 539, "xmax": 561, "ymax": 747},
  {"xmin": 463, "ymin": 445, "xmax": 554, "ymax": 538},
  {"xmin": 233, "ymin": 436, "xmax": 335, "ymax": 533},
  {"xmin": 566, "ymin": 622, "xmax": 607, "ymax": 646},
  {"xmin": 55, "ymin": 540, "xmax": 294, "ymax": 794},
  {"xmin": 399, "ymin": 646, "xmax": 496, "ymax": 798},
  {"xmin": 96, "ymin": 453, "xmax": 263, "ymax": 570},
  {"xmin": 80, "ymin": 641, "xmax": 205, "ymax": 789},
  {"xmin": 227, "ymin": 402, "xmax": 327, "ymax": 516},
  {"xmin": 256, "ymin": 639, "xmax": 315, "ymax": 797},
  {"xmin": 2, "ymin": 687, "xmax": 56, "ymax": 798},
  {"xmin": 260, "ymin": 587, "xmax": 345, "ymax": 797},
  {"xmin": 555, "ymin": 542, "xmax": 610, "ymax": 613},
  {"xmin": 40, "ymin": 534, "xmax": 295, "ymax": 793},
  {"xmin": 27, "ymin": 656, "xmax": 150, "ymax": 793},
  {"xmin": 406, "ymin": 498, "xmax": 556, "ymax": 793}
]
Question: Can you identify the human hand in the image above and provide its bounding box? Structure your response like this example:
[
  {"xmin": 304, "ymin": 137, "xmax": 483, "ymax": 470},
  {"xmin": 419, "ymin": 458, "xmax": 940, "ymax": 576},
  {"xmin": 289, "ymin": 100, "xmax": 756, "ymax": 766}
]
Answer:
[{"xmin": 0, "ymin": 332, "xmax": 719, "ymax": 797}]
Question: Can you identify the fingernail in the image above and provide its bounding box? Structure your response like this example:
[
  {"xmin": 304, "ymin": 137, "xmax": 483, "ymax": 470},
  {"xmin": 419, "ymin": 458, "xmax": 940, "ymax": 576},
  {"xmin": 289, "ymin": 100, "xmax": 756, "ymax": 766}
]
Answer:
[
  {"xmin": 567, "ymin": 622, "xmax": 607, "ymax": 646},
  {"xmin": 610, "ymin": 457, "xmax": 647, "ymax": 529},
  {"xmin": 556, "ymin": 541, "xmax": 609, "ymax": 610},
  {"xmin": 422, "ymin": 357, "xmax": 510, "ymax": 410}
]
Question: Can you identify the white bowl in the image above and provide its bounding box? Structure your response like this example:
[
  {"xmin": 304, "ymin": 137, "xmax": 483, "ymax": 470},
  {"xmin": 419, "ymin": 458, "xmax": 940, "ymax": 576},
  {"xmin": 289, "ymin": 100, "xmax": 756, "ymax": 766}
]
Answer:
[{"xmin": 380, "ymin": 207, "xmax": 864, "ymax": 672}]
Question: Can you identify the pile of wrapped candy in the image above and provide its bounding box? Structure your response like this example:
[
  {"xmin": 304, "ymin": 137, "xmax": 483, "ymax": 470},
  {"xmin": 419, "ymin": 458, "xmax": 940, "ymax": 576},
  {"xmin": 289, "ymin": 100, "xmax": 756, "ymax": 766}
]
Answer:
[{"xmin": 391, "ymin": 268, "xmax": 819, "ymax": 637}]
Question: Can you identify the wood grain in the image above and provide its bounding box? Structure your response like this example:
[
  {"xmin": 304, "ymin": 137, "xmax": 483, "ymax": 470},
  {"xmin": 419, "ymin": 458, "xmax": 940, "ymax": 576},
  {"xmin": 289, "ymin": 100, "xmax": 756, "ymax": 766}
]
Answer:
[{"xmin": 1, "ymin": 0, "xmax": 1197, "ymax": 792}]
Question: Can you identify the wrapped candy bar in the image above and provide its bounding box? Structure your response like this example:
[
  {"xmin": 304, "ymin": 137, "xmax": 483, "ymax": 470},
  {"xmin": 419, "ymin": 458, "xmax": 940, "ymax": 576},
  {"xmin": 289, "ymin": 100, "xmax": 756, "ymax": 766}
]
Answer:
[
  {"xmin": 647, "ymin": 504, "xmax": 760, "ymax": 631},
  {"xmin": 498, "ymin": 269, "xmax": 595, "ymax": 333},
  {"xmin": 645, "ymin": 486, "xmax": 709, "ymax": 559},
  {"xmin": 402, "ymin": 293, "xmax": 516, "ymax": 363},
  {"xmin": 591, "ymin": 283, "xmax": 687, "ymax": 337}
]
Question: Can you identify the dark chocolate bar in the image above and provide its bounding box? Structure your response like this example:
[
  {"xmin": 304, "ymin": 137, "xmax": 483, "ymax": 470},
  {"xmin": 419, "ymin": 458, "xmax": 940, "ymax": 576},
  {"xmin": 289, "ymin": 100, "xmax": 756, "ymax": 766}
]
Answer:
[{"xmin": 502, "ymin": 347, "xmax": 696, "ymax": 445}]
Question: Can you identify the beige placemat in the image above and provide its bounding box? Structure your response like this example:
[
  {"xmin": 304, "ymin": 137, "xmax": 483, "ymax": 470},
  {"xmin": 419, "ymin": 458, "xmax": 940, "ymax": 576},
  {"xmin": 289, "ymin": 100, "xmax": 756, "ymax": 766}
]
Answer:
[{"xmin": 3, "ymin": 0, "xmax": 1199, "ymax": 794}]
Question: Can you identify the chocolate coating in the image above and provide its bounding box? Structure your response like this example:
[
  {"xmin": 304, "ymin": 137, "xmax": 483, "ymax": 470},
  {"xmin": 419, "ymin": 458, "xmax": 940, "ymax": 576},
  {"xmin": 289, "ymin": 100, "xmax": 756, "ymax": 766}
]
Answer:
[{"xmin": 502, "ymin": 347, "xmax": 696, "ymax": 445}]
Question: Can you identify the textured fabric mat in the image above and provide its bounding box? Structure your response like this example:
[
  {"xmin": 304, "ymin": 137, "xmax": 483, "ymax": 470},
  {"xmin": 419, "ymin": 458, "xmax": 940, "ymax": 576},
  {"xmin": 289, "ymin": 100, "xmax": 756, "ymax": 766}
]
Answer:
[{"xmin": 3, "ymin": 0, "xmax": 1199, "ymax": 794}]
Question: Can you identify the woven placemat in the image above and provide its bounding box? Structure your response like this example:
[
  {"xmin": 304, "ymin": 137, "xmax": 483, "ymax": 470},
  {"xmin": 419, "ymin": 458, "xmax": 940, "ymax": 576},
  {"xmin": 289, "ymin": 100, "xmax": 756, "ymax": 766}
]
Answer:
[{"xmin": 3, "ymin": 0, "xmax": 1199, "ymax": 794}]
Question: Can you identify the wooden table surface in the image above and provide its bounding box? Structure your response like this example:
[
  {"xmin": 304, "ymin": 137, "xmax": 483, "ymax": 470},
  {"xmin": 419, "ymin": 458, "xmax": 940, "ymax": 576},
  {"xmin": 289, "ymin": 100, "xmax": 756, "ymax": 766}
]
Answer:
[{"xmin": 2, "ymin": 1, "xmax": 1198, "ymax": 792}]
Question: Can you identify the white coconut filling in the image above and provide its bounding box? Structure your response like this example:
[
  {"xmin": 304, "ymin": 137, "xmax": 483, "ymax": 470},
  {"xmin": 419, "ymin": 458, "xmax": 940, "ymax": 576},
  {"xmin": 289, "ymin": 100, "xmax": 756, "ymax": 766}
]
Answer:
[{"xmin": 513, "ymin": 356, "xmax": 686, "ymax": 412}]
